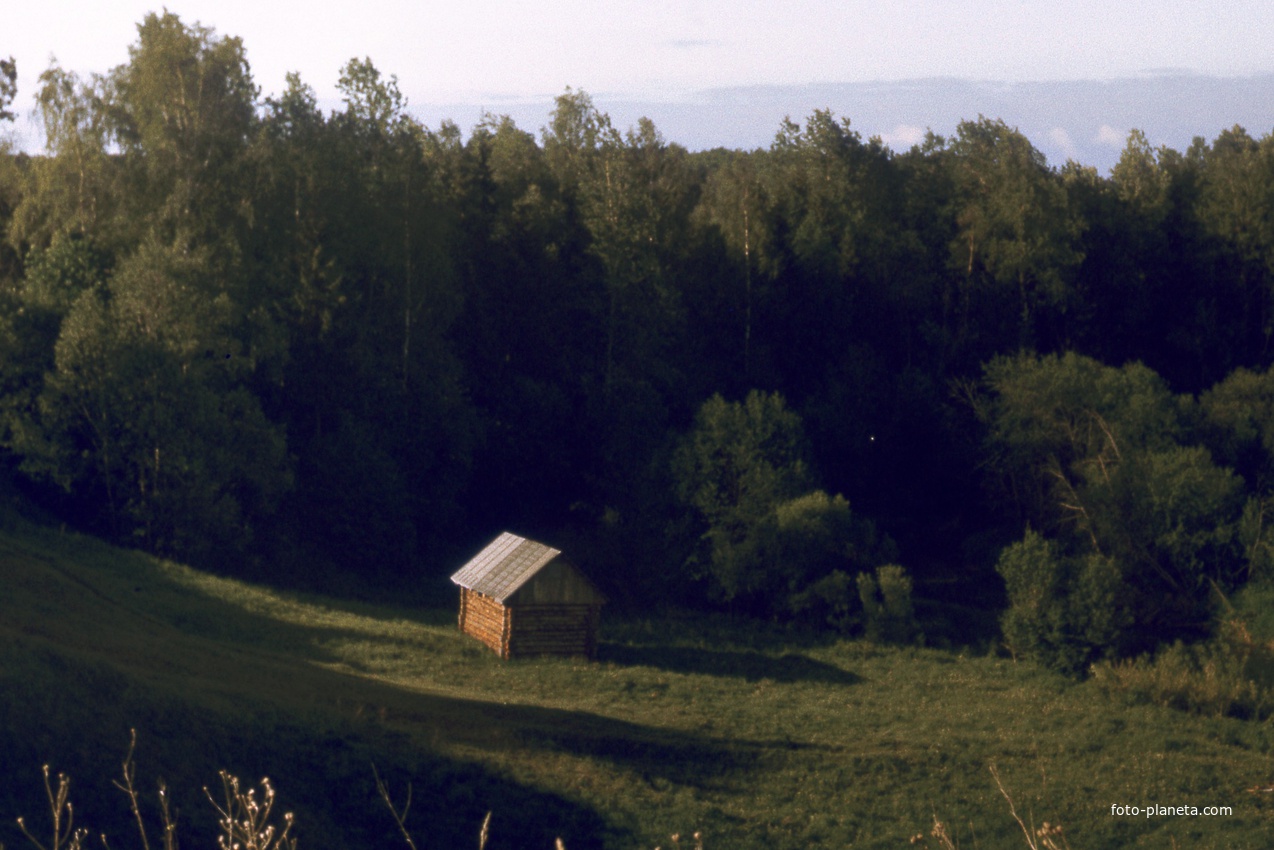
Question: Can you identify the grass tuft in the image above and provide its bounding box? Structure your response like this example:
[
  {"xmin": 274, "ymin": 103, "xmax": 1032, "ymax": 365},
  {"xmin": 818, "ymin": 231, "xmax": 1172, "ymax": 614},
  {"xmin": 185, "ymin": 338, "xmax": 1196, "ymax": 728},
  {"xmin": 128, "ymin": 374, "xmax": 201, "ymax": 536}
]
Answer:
[{"xmin": 1091, "ymin": 617, "xmax": 1274, "ymax": 720}]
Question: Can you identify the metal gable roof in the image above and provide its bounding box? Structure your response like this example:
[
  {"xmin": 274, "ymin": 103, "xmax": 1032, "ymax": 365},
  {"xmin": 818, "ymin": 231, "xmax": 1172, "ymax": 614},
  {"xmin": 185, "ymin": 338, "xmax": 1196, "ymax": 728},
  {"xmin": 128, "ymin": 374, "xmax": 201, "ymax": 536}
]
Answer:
[{"xmin": 450, "ymin": 531, "xmax": 562, "ymax": 603}]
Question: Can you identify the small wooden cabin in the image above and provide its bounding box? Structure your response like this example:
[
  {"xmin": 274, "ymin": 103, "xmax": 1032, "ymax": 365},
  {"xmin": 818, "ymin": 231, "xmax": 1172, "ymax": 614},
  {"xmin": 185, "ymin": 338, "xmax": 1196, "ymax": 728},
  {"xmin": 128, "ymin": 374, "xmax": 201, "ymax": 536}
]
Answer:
[{"xmin": 451, "ymin": 532, "xmax": 606, "ymax": 660}]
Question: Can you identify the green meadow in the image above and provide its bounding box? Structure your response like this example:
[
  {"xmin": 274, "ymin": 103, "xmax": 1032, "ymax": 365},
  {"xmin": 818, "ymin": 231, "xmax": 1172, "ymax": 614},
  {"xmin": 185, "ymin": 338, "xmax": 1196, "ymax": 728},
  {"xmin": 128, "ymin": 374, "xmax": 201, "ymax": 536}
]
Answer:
[{"xmin": 1, "ymin": 517, "xmax": 1271, "ymax": 849}]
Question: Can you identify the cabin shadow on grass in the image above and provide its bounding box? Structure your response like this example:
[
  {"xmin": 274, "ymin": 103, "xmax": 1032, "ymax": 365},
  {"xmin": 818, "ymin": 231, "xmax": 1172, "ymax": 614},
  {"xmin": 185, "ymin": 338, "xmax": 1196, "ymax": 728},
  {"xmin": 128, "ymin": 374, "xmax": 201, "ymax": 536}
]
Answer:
[
  {"xmin": 509, "ymin": 707, "xmax": 762, "ymax": 790},
  {"xmin": 598, "ymin": 642, "xmax": 861, "ymax": 685}
]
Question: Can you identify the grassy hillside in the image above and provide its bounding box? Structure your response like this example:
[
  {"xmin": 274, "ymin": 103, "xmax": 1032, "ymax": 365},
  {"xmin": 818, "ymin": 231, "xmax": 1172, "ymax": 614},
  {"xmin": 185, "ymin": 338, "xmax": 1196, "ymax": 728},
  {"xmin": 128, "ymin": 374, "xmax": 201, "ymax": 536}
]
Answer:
[{"xmin": 1, "ymin": 518, "xmax": 1272, "ymax": 849}]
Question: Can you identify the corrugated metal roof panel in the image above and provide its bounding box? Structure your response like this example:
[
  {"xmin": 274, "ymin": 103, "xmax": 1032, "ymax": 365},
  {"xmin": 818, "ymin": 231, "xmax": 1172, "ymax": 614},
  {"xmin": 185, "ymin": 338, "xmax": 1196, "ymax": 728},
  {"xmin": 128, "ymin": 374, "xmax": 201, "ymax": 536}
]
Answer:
[{"xmin": 450, "ymin": 532, "xmax": 562, "ymax": 603}]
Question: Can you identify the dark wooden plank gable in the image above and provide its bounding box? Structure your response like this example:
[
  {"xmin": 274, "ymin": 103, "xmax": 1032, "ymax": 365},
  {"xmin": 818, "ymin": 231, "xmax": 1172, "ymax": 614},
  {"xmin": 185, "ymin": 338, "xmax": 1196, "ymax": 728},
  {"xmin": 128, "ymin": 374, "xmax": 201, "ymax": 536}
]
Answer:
[{"xmin": 506, "ymin": 559, "xmax": 606, "ymax": 606}]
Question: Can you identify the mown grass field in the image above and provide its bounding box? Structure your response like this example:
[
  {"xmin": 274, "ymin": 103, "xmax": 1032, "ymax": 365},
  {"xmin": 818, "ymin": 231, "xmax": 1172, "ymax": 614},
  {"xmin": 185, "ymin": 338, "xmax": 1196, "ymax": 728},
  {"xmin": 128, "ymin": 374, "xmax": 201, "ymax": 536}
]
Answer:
[{"xmin": 1, "ymin": 517, "xmax": 1272, "ymax": 849}]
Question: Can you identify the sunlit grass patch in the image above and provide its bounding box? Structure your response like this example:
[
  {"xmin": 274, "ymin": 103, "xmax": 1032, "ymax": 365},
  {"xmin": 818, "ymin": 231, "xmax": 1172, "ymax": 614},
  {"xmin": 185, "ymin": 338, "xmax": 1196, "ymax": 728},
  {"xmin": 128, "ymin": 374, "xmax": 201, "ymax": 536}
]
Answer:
[{"xmin": 3, "ymin": 517, "xmax": 1274, "ymax": 848}]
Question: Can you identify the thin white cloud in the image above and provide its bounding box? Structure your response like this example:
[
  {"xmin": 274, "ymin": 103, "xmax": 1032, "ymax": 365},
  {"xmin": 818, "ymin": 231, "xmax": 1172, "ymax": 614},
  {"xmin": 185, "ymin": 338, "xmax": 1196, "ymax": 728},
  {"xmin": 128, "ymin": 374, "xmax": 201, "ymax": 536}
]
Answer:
[
  {"xmin": 880, "ymin": 124, "xmax": 927, "ymax": 149},
  {"xmin": 1095, "ymin": 125, "xmax": 1126, "ymax": 147},
  {"xmin": 1049, "ymin": 127, "xmax": 1080, "ymax": 161}
]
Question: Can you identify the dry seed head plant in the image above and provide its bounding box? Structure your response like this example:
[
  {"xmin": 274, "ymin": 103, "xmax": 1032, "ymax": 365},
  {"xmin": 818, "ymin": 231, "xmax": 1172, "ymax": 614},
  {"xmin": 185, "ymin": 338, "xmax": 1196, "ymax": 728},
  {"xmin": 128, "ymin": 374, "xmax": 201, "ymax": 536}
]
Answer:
[
  {"xmin": 654, "ymin": 831, "xmax": 705, "ymax": 850},
  {"xmin": 910, "ymin": 766, "xmax": 1072, "ymax": 850},
  {"xmin": 9, "ymin": 734, "xmax": 298, "ymax": 850},
  {"xmin": 8, "ymin": 743, "xmax": 597, "ymax": 850},
  {"xmin": 14, "ymin": 765, "xmax": 88, "ymax": 850},
  {"xmin": 910, "ymin": 814, "xmax": 957, "ymax": 848},
  {"xmin": 9, "ymin": 733, "xmax": 1092, "ymax": 850},
  {"xmin": 9, "ymin": 751, "xmax": 1085, "ymax": 850},
  {"xmin": 205, "ymin": 772, "xmax": 296, "ymax": 850}
]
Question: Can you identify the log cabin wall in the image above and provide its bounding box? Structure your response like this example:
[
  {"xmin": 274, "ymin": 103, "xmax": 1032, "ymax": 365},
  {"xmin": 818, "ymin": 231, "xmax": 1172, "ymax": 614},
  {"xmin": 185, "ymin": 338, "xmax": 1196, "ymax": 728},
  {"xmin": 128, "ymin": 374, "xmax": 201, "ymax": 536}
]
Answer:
[
  {"xmin": 506, "ymin": 603, "xmax": 601, "ymax": 659},
  {"xmin": 459, "ymin": 588, "xmax": 511, "ymax": 657}
]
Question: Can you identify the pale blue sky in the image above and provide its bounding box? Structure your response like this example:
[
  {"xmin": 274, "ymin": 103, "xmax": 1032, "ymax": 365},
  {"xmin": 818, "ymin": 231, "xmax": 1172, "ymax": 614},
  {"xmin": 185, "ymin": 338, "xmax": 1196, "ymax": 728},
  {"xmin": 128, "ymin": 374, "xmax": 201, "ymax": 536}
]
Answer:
[{"xmin": 6, "ymin": 1, "xmax": 1274, "ymax": 162}]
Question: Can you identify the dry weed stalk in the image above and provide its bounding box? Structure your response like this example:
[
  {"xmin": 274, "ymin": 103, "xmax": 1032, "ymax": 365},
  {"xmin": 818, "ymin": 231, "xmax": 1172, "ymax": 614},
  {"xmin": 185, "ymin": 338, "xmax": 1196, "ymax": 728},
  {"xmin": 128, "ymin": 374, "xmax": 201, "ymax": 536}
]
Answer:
[
  {"xmin": 372, "ymin": 765, "xmax": 420, "ymax": 850},
  {"xmin": 917, "ymin": 767, "xmax": 1068, "ymax": 850},
  {"xmin": 14, "ymin": 732, "xmax": 295, "ymax": 850},
  {"xmin": 15, "ymin": 765, "xmax": 87, "ymax": 850},
  {"xmin": 108, "ymin": 729, "xmax": 178, "ymax": 850},
  {"xmin": 14, "ymin": 738, "xmax": 675, "ymax": 850},
  {"xmin": 374, "ymin": 765, "xmax": 501, "ymax": 850},
  {"xmin": 990, "ymin": 764, "xmax": 1070, "ymax": 850}
]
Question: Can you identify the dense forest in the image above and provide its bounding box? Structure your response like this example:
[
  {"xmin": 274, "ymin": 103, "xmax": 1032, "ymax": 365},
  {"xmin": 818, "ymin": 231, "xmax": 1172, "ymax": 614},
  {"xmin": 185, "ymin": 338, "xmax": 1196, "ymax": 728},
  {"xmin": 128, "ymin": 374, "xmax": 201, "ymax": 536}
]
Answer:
[{"xmin": 3, "ymin": 12, "xmax": 1274, "ymax": 673}]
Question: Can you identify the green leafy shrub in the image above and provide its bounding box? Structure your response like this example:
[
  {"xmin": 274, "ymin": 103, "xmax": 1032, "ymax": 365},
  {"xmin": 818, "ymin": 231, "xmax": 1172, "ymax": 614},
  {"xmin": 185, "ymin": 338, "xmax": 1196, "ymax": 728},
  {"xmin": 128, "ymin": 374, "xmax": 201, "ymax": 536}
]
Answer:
[
  {"xmin": 1229, "ymin": 582, "xmax": 1274, "ymax": 644},
  {"xmin": 674, "ymin": 390, "xmax": 812, "ymax": 605},
  {"xmin": 675, "ymin": 392, "xmax": 899, "ymax": 624},
  {"xmin": 983, "ymin": 353, "xmax": 1252, "ymax": 665},
  {"xmin": 856, "ymin": 564, "xmax": 920, "ymax": 644},
  {"xmin": 786, "ymin": 569, "xmax": 857, "ymax": 632},
  {"xmin": 996, "ymin": 530, "xmax": 1127, "ymax": 673}
]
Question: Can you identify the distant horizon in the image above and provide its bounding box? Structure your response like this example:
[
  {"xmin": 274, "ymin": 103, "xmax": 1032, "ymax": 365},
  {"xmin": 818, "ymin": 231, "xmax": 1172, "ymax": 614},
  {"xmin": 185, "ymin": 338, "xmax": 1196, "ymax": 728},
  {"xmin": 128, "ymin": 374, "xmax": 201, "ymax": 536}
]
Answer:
[
  {"xmin": 402, "ymin": 71, "xmax": 1274, "ymax": 175},
  {"xmin": 9, "ymin": 1, "xmax": 1274, "ymax": 174},
  {"xmin": 7, "ymin": 70, "xmax": 1273, "ymax": 176}
]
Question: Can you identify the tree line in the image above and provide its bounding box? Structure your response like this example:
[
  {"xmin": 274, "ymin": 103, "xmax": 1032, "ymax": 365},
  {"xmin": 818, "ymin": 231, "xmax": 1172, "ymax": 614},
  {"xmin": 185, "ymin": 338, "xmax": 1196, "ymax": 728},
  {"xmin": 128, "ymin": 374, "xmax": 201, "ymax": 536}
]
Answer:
[{"xmin": 3, "ymin": 12, "xmax": 1274, "ymax": 667}]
